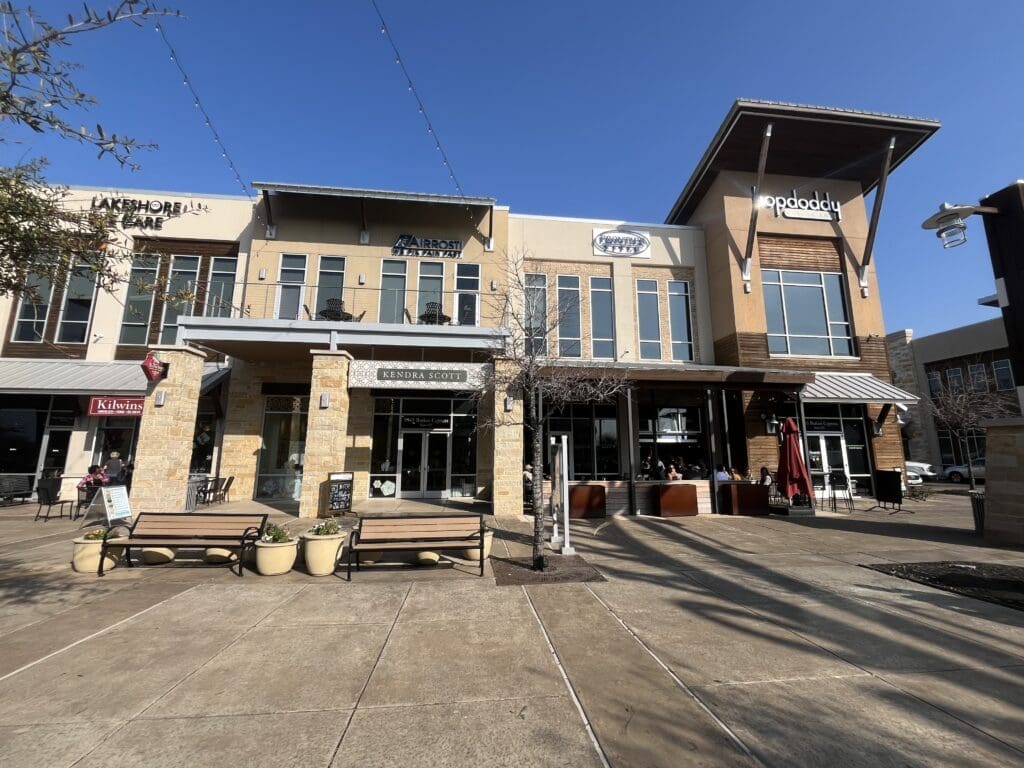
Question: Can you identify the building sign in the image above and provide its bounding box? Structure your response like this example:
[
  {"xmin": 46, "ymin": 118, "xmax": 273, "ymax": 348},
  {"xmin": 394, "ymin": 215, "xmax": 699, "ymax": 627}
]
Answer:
[
  {"xmin": 392, "ymin": 234, "xmax": 464, "ymax": 259},
  {"xmin": 377, "ymin": 368, "xmax": 469, "ymax": 384},
  {"xmin": 90, "ymin": 196, "xmax": 208, "ymax": 231},
  {"xmin": 88, "ymin": 396, "xmax": 145, "ymax": 417},
  {"xmin": 806, "ymin": 418, "xmax": 843, "ymax": 433},
  {"xmin": 401, "ymin": 415, "xmax": 452, "ymax": 430},
  {"xmin": 592, "ymin": 228, "xmax": 651, "ymax": 257},
  {"xmin": 141, "ymin": 351, "xmax": 167, "ymax": 382},
  {"xmin": 759, "ymin": 190, "xmax": 842, "ymax": 222}
]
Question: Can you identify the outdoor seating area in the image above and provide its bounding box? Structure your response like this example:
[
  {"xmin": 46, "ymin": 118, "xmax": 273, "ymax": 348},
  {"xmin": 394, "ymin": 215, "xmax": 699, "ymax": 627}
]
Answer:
[
  {"xmin": 197, "ymin": 476, "xmax": 235, "ymax": 505},
  {"xmin": 316, "ymin": 298, "xmax": 365, "ymax": 322}
]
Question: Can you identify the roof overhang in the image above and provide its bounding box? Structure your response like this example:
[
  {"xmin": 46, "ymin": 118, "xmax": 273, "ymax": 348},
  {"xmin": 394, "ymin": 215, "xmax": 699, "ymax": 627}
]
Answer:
[
  {"xmin": 666, "ymin": 99, "xmax": 940, "ymax": 224},
  {"xmin": 801, "ymin": 372, "xmax": 918, "ymax": 405},
  {"xmin": 0, "ymin": 359, "xmax": 230, "ymax": 397},
  {"xmin": 538, "ymin": 359, "xmax": 813, "ymax": 388},
  {"xmin": 252, "ymin": 181, "xmax": 495, "ymax": 209}
]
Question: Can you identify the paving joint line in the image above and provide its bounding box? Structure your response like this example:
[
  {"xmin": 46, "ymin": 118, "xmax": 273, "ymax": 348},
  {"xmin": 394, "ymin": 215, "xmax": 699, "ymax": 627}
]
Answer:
[
  {"xmin": 521, "ymin": 585, "xmax": 612, "ymax": 768},
  {"xmin": 326, "ymin": 582, "xmax": 413, "ymax": 767},
  {"xmin": 583, "ymin": 583, "xmax": 766, "ymax": 767}
]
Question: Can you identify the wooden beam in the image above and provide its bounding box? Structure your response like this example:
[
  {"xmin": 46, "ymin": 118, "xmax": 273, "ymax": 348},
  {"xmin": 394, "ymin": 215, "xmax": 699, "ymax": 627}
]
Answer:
[
  {"xmin": 859, "ymin": 136, "xmax": 896, "ymax": 296},
  {"xmin": 741, "ymin": 123, "xmax": 773, "ymax": 290}
]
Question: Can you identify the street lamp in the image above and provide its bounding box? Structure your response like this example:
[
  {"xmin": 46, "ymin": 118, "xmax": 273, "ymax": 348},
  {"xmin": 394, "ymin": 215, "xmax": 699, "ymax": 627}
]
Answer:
[{"xmin": 921, "ymin": 202, "xmax": 1000, "ymax": 248}]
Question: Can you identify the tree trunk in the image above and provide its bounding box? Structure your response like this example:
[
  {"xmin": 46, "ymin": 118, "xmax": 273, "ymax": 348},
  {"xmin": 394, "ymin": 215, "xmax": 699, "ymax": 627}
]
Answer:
[
  {"xmin": 963, "ymin": 438, "xmax": 977, "ymax": 490},
  {"xmin": 528, "ymin": 385, "xmax": 546, "ymax": 570}
]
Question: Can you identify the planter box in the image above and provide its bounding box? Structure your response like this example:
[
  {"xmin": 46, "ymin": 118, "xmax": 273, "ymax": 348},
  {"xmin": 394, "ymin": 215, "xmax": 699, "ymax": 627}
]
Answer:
[
  {"xmin": 717, "ymin": 483, "xmax": 771, "ymax": 516},
  {"xmin": 71, "ymin": 537, "xmax": 126, "ymax": 573},
  {"xmin": 568, "ymin": 485, "xmax": 606, "ymax": 519},
  {"xmin": 653, "ymin": 484, "xmax": 698, "ymax": 517}
]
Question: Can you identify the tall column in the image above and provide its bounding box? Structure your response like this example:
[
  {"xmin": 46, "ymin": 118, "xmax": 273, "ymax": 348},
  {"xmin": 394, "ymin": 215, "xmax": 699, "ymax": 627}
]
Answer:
[
  {"xmin": 298, "ymin": 351, "xmax": 351, "ymax": 518},
  {"xmin": 130, "ymin": 346, "xmax": 206, "ymax": 515},
  {"xmin": 491, "ymin": 359, "xmax": 524, "ymax": 517}
]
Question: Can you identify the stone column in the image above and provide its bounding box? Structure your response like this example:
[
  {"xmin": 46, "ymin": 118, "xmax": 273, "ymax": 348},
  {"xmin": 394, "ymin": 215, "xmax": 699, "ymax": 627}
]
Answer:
[
  {"xmin": 298, "ymin": 351, "xmax": 351, "ymax": 518},
  {"xmin": 130, "ymin": 346, "xmax": 206, "ymax": 515},
  {"xmin": 983, "ymin": 418, "xmax": 1024, "ymax": 546},
  {"xmin": 491, "ymin": 359, "xmax": 524, "ymax": 517}
]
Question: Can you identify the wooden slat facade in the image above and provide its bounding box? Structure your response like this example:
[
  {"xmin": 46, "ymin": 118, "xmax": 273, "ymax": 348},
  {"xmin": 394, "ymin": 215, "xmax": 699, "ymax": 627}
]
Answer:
[{"xmin": 757, "ymin": 235, "xmax": 843, "ymax": 272}]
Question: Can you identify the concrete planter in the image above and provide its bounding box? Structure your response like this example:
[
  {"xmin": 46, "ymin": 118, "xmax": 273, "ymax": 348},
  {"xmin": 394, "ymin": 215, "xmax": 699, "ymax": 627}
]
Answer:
[
  {"xmin": 302, "ymin": 533, "xmax": 345, "ymax": 576},
  {"xmin": 204, "ymin": 547, "xmax": 239, "ymax": 564},
  {"xmin": 255, "ymin": 539, "xmax": 298, "ymax": 576},
  {"xmin": 142, "ymin": 547, "xmax": 176, "ymax": 565},
  {"xmin": 462, "ymin": 530, "xmax": 493, "ymax": 561},
  {"xmin": 72, "ymin": 537, "xmax": 126, "ymax": 573},
  {"xmin": 417, "ymin": 551, "xmax": 441, "ymax": 566}
]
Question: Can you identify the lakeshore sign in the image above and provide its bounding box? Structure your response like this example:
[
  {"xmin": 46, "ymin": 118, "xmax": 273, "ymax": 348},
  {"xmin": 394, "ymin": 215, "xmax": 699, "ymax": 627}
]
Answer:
[
  {"xmin": 592, "ymin": 228, "xmax": 651, "ymax": 257},
  {"xmin": 759, "ymin": 190, "xmax": 842, "ymax": 222},
  {"xmin": 89, "ymin": 196, "xmax": 209, "ymax": 231}
]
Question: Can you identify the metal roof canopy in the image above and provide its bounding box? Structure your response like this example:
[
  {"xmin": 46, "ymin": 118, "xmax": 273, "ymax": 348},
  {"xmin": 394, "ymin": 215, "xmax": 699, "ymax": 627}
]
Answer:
[
  {"xmin": 252, "ymin": 182, "xmax": 496, "ymax": 208},
  {"xmin": 801, "ymin": 372, "xmax": 918, "ymax": 405},
  {"xmin": 539, "ymin": 359, "xmax": 813, "ymax": 388},
  {"xmin": 0, "ymin": 359, "xmax": 230, "ymax": 396},
  {"xmin": 665, "ymin": 99, "xmax": 940, "ymax": 224}
]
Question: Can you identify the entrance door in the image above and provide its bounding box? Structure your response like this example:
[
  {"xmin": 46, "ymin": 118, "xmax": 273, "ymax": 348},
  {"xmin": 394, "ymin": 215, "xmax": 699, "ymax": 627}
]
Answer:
[
  {"xmin": 399, "ymin": 431, "xmax": 450, "ymax": 498},
  {"xmin": 806, "ymin": 434, "xmax": 850, "ymax": 494}
]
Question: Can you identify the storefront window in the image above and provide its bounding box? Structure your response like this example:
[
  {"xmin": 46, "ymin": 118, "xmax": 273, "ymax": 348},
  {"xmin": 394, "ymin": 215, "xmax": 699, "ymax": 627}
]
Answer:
[
  {"xmin": 190, "ymin": 404, "xmax": 218, "ymax": 474},
  {"xmin": 638, "ymin": 403, "xmax": 704, "ymax": 477},
  {"xmin": 803, "ymin": 403, "xmax": 873, "ymax": 495},
  {"xmin": 636, "ymin": 280, "xmax": 661, "ymax": 359},
  {"xmin": 0, "ymin": 396, "xmax": 49, "ymax": 480},
  {"xmin": 540, "ymin": 403, "xmax": 619, "ymax": 480},
  {"xmin": 257, "ymin": 396, "xmax": 308, "ymax": 499},
  {"xmin": 762, "ymin": 270, "xmax": 852, "ymax": 356},
  {"xmin": 589, "ymin": 277, "xmax": 615, "ymax": 359},
  {"xmin": 557, "ymin": 276, "xmax": 581, "ymax": 357}
]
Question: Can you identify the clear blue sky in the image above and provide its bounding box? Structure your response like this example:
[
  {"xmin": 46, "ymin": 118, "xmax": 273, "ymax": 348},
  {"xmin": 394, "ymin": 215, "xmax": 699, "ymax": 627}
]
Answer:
[{"xmin": 5, "ymin": 1, "xmax": 1023, "ymax": 338}]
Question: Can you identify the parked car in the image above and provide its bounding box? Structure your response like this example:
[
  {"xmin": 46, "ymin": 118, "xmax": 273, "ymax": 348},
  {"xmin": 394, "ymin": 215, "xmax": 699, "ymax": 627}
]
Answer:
[
  {"xmin": 905, "ymin": 461, "xmax": 938, "ymax": 481},
  {"xmin": 944, "ymin": 459, "xmax": 985, "ymax": 483},
  {"xmin": 904, "ymin": 470, "xmax": 923, "ymax": 486}
]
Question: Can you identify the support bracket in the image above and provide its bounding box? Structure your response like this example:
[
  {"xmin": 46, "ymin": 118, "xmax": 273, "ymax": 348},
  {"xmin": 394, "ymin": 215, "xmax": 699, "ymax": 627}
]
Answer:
[
  {"xmin": 859, "ymin": 136, "xmax": 897, "ymax": 298},
  {"xmin": 742, "ymin": 123, "xmax": 773, "ymax": 293},
  {"xmin": 262, "ymin": 190, "xmax": 277, "ymax": 240}
]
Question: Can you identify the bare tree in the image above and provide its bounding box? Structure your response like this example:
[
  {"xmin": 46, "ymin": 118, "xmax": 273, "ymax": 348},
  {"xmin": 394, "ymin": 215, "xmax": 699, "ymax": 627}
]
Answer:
[
  {"xmin": 478, "ymin": 249, "xmax": 631, "ymax": 570},
  {"xmin": 926, "ymin": 375, "xmax": 1017, "ymax": 490}
]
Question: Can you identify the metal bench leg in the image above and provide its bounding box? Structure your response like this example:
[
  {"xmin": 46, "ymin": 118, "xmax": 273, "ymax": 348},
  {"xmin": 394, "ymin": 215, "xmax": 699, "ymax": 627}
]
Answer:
[{"xmin": 347, "ymin": 545, "xmax": 353, "ymax": 581}]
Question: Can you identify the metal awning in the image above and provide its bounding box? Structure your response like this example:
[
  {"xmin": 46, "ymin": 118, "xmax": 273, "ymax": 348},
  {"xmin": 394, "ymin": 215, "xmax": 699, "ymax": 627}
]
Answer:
[
  {"xmin": 200, "ymin": 364, "xmax": 231, "ymax": 395},
  {"xmin": 0, "ymin": 358, "xmax": 230, "ymax": 397},
  {"xmin": 539, "ymin": 359, "xmax": 814, "ymax": 388},
  {"xmin": 801, "ymin": 372, "xmax": 918, "ymax": 405}
]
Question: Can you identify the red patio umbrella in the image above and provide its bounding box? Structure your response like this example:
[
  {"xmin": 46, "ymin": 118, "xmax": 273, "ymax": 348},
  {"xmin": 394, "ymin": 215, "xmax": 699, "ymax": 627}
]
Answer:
[{"xmin": 777, "ymin": 417, "xmax": 813, "ymax": 501}]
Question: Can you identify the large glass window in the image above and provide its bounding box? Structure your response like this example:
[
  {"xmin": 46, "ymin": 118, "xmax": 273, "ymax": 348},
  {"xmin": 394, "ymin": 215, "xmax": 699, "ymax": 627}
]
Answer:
[
  {"xmin": 993, "ymin": 359, "xmax": 1015, "ymax": 391},
  {"xmin": 762, "ymin": 269, "xmax": 853, "ymax": 356},
  {"xmin": 543, "ymin": 403, "xmax": 619, "ymax": 480},
  {"xmin": 946, "ymin": 367, "xmax": 964, "ymax": 393},
  {"xmin": 119, "ymin": 255, "xmax": 160, "ymax": 344},
  {"xmin": 557, "ymin": 275, "xmax": 581, "ymax": 357},
  {"xmin": 456, "ymin": 263, "xmax": 480, "ymax": 326},
  {"xmin": 969, "ymin": 363, "xmax": 988, "ymax": 393},
  {"xmin": 636, "ymin": 279, "xmax": 661, "ymax": 359},
  {"xmin": 56, "ymin": 263, "xmax": 97, "ymax": 343},
  {"xmin": 12, "ymin": 274, "xmax": 54, "ymax": 342},
  {"xmin": 668, "ymin": 280, "xmax": 693, "ymax": 361},
  {"xmin": 205, "ymin": 257, "xmax": 237, "ymax": 318},
  {"xmin": 927, "ymin": 370, "xmax": 943, "ymax": 398},
  {"xmin": 590, "ymin": 277, "xmax": 615, "ymax": 359},
  {"xmin": 525, "ymin": 273, "xmax": 547, "ymax": 355},
  {"xmin": 257, "ymin": 396, "xmax": 308, "ymax": 499},
  {"xmin": 417, "ymin": 262, "xmax": 444, "ymax": 319},
  {"xmin": 379, "ymin": 259, "xmax": 407, "ymax": 324},
  {"xmin": 314, "ymin": 256, "xmax": 345, "ymax": 318},
  {"xmin": 160, "ymin": 255, "xmax": 200, "ymax": 344},
  {"xmin": 638, "ymin": 403, "xmax": 705, "ymax": 477},
  {"xmin": 277, "ymin": 254, "xmax": 306, "ymax": 321}
]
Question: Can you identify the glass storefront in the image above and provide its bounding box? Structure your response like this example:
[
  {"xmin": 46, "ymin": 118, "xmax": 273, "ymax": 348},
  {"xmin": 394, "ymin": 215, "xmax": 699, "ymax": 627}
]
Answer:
[
  {"xmin": 803, "ymin": 403, "xmax": 872, "ymax": 495},
  {"xmin": 190, "ymin": 399, "xmax": 219, "ymax": 474},
  {"xmin": 537, "ymin": 402, "xmax": 621, "ymax": 481},
  {"xmin": 370, "ymin": 396, "xmax": 477, "ymax": 499},
  {"xmin": 257, "ymin": 395, "xmax": 308, "ymax": 499},
  {"xmin": 0, "ymin": 396, "xmax": 77, "ymax": 485},
  {"xmin": 93, "ymin": 416, "xmax": 140, "ymax": 473}
]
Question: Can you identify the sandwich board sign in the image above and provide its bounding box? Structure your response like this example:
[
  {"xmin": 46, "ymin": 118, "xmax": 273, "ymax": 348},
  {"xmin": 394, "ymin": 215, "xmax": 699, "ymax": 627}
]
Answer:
[{"xmin": 79, "ymin": 485, "xmax": 133, "ymax": 527}]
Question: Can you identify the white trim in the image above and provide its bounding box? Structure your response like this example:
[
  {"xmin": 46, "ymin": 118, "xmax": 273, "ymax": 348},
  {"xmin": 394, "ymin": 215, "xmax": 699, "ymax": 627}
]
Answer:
[
  {"xmin": 769, "ymin": 353, "xmax": 860, "ymax": 361},
  {"xmin": 993, "ymin": 358, "xmax": 1015, "ymax": 392},
  {"xmin": 275, "ymin": 252, "xmax": 307, "ymax": 321},
  {"xmin": 510, "ymin": 211, "xmax": 701, "ymax": 231},
  {"xmin": 158, "ymin": 253, "xmax": 202, "ymax": 343}
]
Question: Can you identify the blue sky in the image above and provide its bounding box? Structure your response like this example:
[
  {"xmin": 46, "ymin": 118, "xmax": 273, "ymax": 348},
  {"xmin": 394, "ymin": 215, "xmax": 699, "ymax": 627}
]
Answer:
[{"xmin": 4, "ymin": 1, "xmax": 1023, "ymax": 337}]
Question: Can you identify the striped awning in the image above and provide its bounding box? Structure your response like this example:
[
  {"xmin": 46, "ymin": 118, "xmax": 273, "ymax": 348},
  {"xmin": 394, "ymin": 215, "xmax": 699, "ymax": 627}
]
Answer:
[
  {"xmin": 0, "ymin": 359, "xmax": 230, "ymax": 396},
  {"xmin": 802, "ymin": 372, "xmax": 918, "ymax": 405}
]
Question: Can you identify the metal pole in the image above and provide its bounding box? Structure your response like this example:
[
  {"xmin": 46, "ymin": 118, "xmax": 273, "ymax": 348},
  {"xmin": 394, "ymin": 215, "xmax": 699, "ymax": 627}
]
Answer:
[
  {"xmin": 549, "ymin": 435, "xmax": 561, "ymax": 546},
  {"xmin": 706, "ymin": 387, "xmax": 719, "ymax": 515},
  {"xmin": 560, "ymin": 434, "xmax": 575, "ymax": 555},
  {"xmin": 796, "ymin": 392, "xmax": 815, "ymax": 513},
  {"xmin": 720, "ymin": 389, "xmax": 733, "ymax": 471},
  {"xmin": 626, "ymin": 388, "xmax": 637, "ymax": 515}
]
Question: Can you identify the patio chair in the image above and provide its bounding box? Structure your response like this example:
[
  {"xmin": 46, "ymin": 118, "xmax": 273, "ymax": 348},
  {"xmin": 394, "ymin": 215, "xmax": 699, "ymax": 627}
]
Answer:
[
  {"xmin": 827, "ymin": 470, "xmax": 854, "ymax": 513},
  {"xmin": 76, "ymin": 486, "xmax": 100, "ymax": 519},
  {"xmin": 318, "ymin": 298, "xmax": 351, "ymax": 322},
  {"xmin": 35, "ymin": 484, "xmax": 74, "ymax": 521},
  {"xmin": 418, "ymin": 301, "xmax": 451, "ymax": 325}
]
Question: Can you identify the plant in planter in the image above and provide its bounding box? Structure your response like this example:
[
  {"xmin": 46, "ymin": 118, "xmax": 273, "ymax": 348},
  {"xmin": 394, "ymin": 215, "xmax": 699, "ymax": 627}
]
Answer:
[
  {"xmin": 72, "ymin": 528, "xmax": 126, "ymax": 573},
  {"xmin": 302, "ymin": 520, "xmax": 346, "ymax": 576},
  {"xmin": 462, "ymin": 523, "xmax": 494, "ymax": 561},
  {"xmin": 255, "ymin": 523, "xmax": 298, "ymax": 576}
]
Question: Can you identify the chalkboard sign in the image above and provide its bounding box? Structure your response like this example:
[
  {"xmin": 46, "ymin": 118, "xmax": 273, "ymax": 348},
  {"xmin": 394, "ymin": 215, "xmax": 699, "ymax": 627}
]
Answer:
[
  {"xmin": 326, "ymin": 472, "xmax": 353, "ymax": 514},
  {"xmin": 874, "ymin": 470, "xmax": 903, "ymax": 507}
]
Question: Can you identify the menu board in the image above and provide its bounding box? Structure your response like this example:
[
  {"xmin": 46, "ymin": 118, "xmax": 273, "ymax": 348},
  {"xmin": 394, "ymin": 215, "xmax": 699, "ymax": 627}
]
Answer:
[{"xmin": 327, "ymin": 472, "xmax": 353, "ymax": 513}]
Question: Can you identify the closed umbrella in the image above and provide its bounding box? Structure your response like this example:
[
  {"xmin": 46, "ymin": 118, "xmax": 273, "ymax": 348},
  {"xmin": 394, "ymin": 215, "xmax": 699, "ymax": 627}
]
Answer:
[{"xmin": 777, "ymin": 417, "xmax": 813, "ymax": 502}]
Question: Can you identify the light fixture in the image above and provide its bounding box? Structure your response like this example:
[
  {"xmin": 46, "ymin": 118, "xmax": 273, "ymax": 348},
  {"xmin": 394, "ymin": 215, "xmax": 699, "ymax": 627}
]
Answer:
[
  {"xmin": 358, "ymin": 273, "xmax": 366, "ymax": 285},
  {"xmin": 490, "ymin": 280, "xmax": 498, "ymax": 292},
  {"xmin": 319, "ymin": 392, "xmax": 330, "ymax": 409},
  {"xmin": 761, "ymin": 413, "xmax": 780, "ymax": 435},
  {"xmin": 258, "ymin": 268, "xmax": 267, "ymax": 281},
  {"xmin": 504, "ymin": 395, "xmax": 514, "ymax": 413},
  {"xmin": 921, "ymin": 202, "xmax": 999, "ymax": 249},
  {"xmin": 870, "ymin": 421, "xmax": 884, "ymax": 437},
  {"xmin": 155, "ymin": 391, "xmax": 167, "ymax": 407},
  {"xmin": 359, "ymin": 230, "xmax": 369, "ymax": 245}
]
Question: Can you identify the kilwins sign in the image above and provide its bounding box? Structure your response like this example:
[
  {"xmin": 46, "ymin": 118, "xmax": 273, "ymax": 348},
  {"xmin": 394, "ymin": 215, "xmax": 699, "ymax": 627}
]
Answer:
[
  {"xmin": 592, "ymin": 228, "xmax": 651, "ymax": 257},
  {"xmin": 392, "ymin": 234, "xmax": 464, "ymax": 259},
  {"xmin": 759, "ymin": 190, "xmax": 842, "ymax": 222}
]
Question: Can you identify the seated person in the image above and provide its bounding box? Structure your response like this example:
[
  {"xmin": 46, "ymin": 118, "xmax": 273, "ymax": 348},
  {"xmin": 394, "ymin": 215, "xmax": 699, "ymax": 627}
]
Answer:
[
  {"xmin": 714, "ymin": 464, "xmax": 731, "ymax": 481},
  {"xmin": 759, "ymin": 467, "xmax": 773, "ymax": 486},
  {"xmin": 77, "ymin": 465, "xmax": 109, "ymax": 490},
  {"xmin": 666, "ymin": 464, "xmax": 681, "ymax": 481}
]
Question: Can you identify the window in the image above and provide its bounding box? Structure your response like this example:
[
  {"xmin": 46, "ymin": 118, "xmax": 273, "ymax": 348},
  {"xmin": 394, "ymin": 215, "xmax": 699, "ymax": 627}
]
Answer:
[
  {"xmin": 119, "ymin": 255, "xmax": 160, "ymax": 344},
  {"xmin": 993, "ymin": 359, "xmax": 1015, "ymax": 391},
  {"xmin": 667, "ymin": 280, "xmax": 693, "ymax": 361},
  {"xmin": 205, "ymin": 257, "xmax": 237, "ymax": 318},
  {"xmin": 762, "ymin": 269, "xmax": 853, "ymax": 356},
  {"xmin": 277, "ymin": 254, "xmax": 306, "ymax": 321},
  {"xmin": 56, "ymin": 262, "xmax": 97, "ymax": 343},
  {"xmin": 379, "ymin": 259, "xmax": 407, "ymax": 323},
  {"xmin": 525, "ymin": 273, "xmax": 547, "ymax": 355},
  {"xmin": 636, "ymin": 279, "xmax": 661, "ymax": 359},
  {"xmin": 12, "ymin": 274, "xmax": 54, "ymax": 342},
  {"xmin": 557, "ymin": 275, "xmax": 581, "ymax": 357},
  {"xmin": 314, "ymin": 256, "xmax": 345, "ymax": 318},
  {"xmin": 160, "ymin": 256, "xmax": 200, "ymax": 343},
  {"xmin": 417, "ymin": 262, "xmax": 444, "ymax": 320},
  {"xmin": 455, "ymin": 263, "xmax": 480, "ymax": 326},
  {"xmin": 590, "ymin": 277, "xmax": 615, "ymax": 359},
  {"xmin": 927, "ymin": 371, "xmax": 943, "ymax": 398},
  {"xmin": 946, "ymin": 367, "xmax": 964, "ymax": 393},
  {"xmin": 543, "ymin": 403, "xmax": 619, "ymax": 480},
  {"xmin": 969, "ymin": 363, "xmax": 988, "ymax": 393}
]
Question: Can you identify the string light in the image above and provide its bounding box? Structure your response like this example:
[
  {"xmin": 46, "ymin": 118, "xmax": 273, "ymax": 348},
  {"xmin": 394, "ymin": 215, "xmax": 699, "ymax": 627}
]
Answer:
[
  {"xmin": 154, "ymin": 22, "xmax": 252, "ymax": 201},
  {"xmin": 369, "ymin": 0, "xmax": 467, "ymax": 199}
]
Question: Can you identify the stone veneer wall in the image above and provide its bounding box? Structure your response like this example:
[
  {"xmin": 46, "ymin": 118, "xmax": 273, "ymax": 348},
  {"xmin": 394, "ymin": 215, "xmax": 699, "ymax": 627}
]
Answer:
[
  {"xmin": 298, "ymin": 351, "xmax": 351, "ymax": 518},
  {"xmin": 885, "ymin": 329, "xmax": 933, "ymax": 463},
  {"xmin": 130, "ymin": 346, "xmax": 206, "ymax": 515},
  {"xmin": 344, "ymin": 389, "xmax": 373, "ymax": 502},
  {"xmin": 491, "ymin": 360, "xmax": 524, "ymax": 517},
  {"xmin": 984, "ymin": 419, "xmax": 1024, "ymax": 546}
]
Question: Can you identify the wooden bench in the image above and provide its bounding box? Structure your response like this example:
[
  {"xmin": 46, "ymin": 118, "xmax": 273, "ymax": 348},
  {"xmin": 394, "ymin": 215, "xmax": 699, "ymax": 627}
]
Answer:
[
  {"xmin": 99, "ymin": 512, "xmax": 268, "ymax": 577},
  {"xmin": 347, "ymin": 514, "xmax": 486, "ymax": 580}
]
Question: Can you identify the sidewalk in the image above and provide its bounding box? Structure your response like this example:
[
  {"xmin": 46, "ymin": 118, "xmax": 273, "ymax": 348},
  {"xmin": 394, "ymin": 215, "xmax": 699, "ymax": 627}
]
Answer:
[{"xmin": 1, "ymin": 493, "xmax": 1023, "ymax": 766}]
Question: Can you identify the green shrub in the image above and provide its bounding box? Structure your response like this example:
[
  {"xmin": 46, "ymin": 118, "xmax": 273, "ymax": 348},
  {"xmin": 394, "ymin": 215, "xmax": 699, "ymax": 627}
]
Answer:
[{"xmin": 307, "ymin": 520, "xmax": 340, "ymax": 536}]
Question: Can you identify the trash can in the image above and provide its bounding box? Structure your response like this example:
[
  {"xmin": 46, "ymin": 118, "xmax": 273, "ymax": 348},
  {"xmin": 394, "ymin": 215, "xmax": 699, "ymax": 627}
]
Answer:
[
  {"xmin": 969, "ymin": 491, "xmax": 985, "ymax": 535},
  {"xmin": 323, "ymin": 472, "xmax": 353, "ymax": 517},
  {"xmin": 184, "ymin": 475, "xmax": 207, "ymax": 513}
]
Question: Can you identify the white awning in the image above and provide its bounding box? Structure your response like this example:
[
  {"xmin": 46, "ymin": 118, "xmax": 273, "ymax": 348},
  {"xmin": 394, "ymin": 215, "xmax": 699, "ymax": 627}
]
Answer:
[
  {"xmin": 802, "ymin": 372, "xmax": 918, "ymax": 405},
  {"xmin": 0, "ymin": 359, "xmax": 230, "ymax": 396}
]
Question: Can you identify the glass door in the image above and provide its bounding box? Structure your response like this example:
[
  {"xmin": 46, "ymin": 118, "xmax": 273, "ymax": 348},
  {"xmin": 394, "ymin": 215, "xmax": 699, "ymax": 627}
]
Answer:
[
  {"xmin": 425, "ymin": 433, "xmax": 449, "ymax": 495},
  {"xmin": 399, "ymin": 432, "xmax": 424, "ymax": 497},
  {"xmin": 399, "ymin": 431, "xmax": 450, "ymax": 498},
  {"xmin": 806, "ymin": 434, "xmax": 849, "ymax": 495}
]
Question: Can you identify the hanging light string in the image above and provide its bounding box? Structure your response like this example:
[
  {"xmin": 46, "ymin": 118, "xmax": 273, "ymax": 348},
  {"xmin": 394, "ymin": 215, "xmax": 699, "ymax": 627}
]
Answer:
[
  {"xmin": 370, "ymin": 0, "xmax": 465, "ymax": 198},
  {"xmin": 154, "ymin": 22, "xmax": 253, "ymax": 201}
]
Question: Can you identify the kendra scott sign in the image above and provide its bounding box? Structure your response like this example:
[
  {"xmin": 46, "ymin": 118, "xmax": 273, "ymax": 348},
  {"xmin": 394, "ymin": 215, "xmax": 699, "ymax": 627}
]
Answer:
[{"xmin": 759, "ymin": 190, "xmax": 842, "ymax": 222}]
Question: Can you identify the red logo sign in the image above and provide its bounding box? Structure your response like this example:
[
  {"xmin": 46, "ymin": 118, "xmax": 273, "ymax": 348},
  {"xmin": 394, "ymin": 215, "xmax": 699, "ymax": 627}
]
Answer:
[
  {"xmin": 88, "ymin": 396, "xmax": 145, "ymax": 417},
  {"xmin": 141, "ymin": 352, "xmax": 165, "ymax": 382}
]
